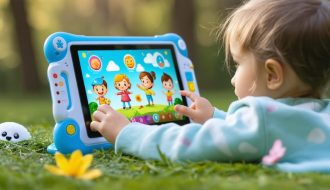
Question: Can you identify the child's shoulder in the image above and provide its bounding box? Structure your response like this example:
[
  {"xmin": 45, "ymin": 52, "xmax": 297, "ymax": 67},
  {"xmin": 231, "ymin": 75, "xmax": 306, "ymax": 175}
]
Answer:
[
  {"xmin": 228, "ymin": 96, "xmax": 330, "ymax": 114},
  {"xmin": 229, "ymin": 96, "xmax": 277, "ymax": 108},
  {"xmin": 225, "ymin": 96, "xmax": 273, "ymax": 115}
]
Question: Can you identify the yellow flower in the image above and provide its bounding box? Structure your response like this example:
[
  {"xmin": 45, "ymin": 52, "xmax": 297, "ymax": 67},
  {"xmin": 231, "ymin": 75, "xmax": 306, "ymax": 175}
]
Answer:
[
  {"xmin": 45, "ymin": 150, "xmax": 102, "ymax": 180},
  {"xmin": 135, "ymin": 94, "xmax": 142, "ymax": 102}
]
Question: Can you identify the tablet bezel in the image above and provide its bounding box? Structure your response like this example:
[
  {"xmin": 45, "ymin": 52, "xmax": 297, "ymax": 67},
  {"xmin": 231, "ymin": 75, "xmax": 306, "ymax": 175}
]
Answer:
[{"xmin": 71, "ymin": 44, "xmax": 190, "ymax": 138}]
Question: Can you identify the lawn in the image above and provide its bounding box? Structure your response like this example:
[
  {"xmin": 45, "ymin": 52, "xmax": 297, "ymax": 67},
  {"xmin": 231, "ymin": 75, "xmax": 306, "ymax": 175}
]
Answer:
[{"xmin": 0, "ymin": 90, "xmax": 329, "ymax": 190}]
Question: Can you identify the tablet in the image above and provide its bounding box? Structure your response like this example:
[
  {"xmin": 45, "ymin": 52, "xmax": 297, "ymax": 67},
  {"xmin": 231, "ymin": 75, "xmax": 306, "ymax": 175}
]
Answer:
[
  {"xmin": 71, "ymin": 44, "xmax": 190, "ymax": 138},
  {"xmin": 44, "ymin": 32, "xmax": 199, "ymax": 154}
]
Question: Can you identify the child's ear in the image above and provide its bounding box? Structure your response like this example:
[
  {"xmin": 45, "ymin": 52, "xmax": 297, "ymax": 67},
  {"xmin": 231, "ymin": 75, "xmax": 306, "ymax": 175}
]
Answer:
[{"xmin": 264, "ymin": 59, "xmax": 284, "ymax": 90}]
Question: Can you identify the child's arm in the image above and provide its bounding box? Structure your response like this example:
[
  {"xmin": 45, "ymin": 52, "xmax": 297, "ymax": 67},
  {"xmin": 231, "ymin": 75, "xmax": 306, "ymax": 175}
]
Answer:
[
  {"xmin": 213, "ymin": 107, "xmax": 227, "ymax": 119},
  {"xmin": 137, "ymin": 84, "xmax": 145, "ymax": 91},
  {"xmin": 91, "ymin": 98, "xmax": 266, "ymax": 162}
]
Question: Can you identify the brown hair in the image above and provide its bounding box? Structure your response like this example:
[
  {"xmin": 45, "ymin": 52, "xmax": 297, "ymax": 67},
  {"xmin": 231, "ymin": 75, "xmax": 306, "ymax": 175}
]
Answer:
[
  {"xmin": 161, "ymin": 73, "xmax": 173, "ymax": 83},
  {"xmin": 219, "ymin": 0, "xmax": 330, "ymax": 96},
  {"xmin": 114, "ymin": 74, "xmax": 131, "ymax": 90},
  {"xmin": 139, "ymin": 71, "xmax": 156, "ymax": 83}
]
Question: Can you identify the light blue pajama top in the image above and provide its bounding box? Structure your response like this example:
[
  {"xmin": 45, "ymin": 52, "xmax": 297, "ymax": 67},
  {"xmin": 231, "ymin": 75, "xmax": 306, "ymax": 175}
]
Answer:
[{"xmin": 114, "ymin": 96, "xmax": 330, "ymax": 173}]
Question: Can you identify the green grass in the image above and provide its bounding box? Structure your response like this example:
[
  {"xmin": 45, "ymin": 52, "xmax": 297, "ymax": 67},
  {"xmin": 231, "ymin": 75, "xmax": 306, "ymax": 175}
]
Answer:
[
  {"xmin": 0, "ymin": 91, "xmax": 330, "ymax": 190},
  {"xmin": 117, "ymin": 104, "xmax": 174, "ymax": 117}
]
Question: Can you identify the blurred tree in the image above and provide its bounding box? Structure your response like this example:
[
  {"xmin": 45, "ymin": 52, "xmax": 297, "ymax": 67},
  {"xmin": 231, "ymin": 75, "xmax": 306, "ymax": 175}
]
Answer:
[
  {"xmin": 95, "ymin": 0, "xmax": 110, "ymax": 25},
  {"xmin": 223, "ymin": 0, "xmax": 242, "ymax": 9},
  {"xmin": 10, "ymin": 0, "xmax": 40, "ymax": 92},
  {"xmin": 94, "ymin": 0, "xmax": 129, "ymax": 35},
  {"xmin": 105, "ymin": 0, "xmax": 131, "ymax": 35},
  {"xmin": 172, "ymin": 0, "xmax": 196, "ymax": 60},
  {"xmin": 219, "ymin": 0, "xmax": 243, "ymax": 16}
]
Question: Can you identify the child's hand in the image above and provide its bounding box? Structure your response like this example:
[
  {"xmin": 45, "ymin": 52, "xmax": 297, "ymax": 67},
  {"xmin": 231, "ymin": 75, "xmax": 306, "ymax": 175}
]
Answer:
[
  {"xmin": 90, "ymin": 105, "xmax": 130, "ymax": 144},
  {"xmin": 174, "ymin": 91, "xmax": 214, "ymax": 124}
]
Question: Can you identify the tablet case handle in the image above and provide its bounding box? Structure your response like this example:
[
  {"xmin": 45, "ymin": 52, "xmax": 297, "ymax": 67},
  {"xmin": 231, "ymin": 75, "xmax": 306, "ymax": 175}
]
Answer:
[{"xmin": 47, "ymin": 62, "xmax": 72, "ymax": 122}]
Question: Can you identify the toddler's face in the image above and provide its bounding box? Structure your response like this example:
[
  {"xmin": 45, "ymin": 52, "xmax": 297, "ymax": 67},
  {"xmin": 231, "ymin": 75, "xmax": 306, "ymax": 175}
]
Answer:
[
  {"xmin": 141, "ymin": 76, "xmax": 153, "ymax": 89},
  {"xmin": 230, "ymin": 40, "xmax": 268, "ymax": 99},
  {"xmin": 162, "ymin": 80, "xmax": 173, "ymax": 90},
  {"xmin": 93, "ymin": 84, "xmax": 108, "ymax": 96},
  {"xmin": 115, "ymin": 79, "xmax": 130, "ymax": 91}
]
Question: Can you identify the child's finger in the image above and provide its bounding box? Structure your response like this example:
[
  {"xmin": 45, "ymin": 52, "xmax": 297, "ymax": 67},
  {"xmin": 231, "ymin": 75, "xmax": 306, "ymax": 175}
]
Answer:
[
  {"xmin": 189, "ymin": 103, "xmax": 196, "ymax": 110},
  {"xmin": 180, "ymin": 91, "xmax": 198, "ymax": 101},
  {"xmin": 93, "ymin": 110, "xmax": 105, "ymax": 121},
  {"xmin": 90, "ymin": 121, "xmax": 100, "ymax": 132},
  {"xmin": 175, "ymin": 105, "xmax": 197, "ymax": 119},
  {"xmin": 98, "ymin": 104, "xmax": 114, "ymax": 113}
]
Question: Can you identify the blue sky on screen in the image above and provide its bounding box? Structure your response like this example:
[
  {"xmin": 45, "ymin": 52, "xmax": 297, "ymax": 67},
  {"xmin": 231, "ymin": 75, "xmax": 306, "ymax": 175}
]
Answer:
[{"xmin": 78, "ymin": 48, "xmax": 183, "ymax": 109}]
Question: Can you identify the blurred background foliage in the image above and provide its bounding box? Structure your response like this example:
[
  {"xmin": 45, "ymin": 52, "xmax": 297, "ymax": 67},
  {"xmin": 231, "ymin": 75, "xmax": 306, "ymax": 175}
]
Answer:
[{"xmin": 0, "ymin": 0, "xmax": 242, "ymax": 95}]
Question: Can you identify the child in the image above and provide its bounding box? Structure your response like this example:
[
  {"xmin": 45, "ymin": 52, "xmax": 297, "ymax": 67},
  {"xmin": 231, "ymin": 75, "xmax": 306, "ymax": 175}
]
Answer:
[
  {"xmin": 92, "ymin": 76, "xmax": 110, "ymax": 105},
  {"xmin": 91, "ymin": 0, "xmax": 330, "ymax": 172},
  {"xmin": 114, "ymin": 74, "xmax": 133, "ymax": 109},
  {"xmin": 136, "ymin": 71, "xmax": 156, "ymax": 106},
  {"xmin": 161, "ymin": 73, "xmax": 176, "ymax": 106}
]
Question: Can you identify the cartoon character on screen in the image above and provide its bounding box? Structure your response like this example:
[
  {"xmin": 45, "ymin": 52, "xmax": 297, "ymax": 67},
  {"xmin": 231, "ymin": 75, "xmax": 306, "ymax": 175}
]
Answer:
[
  {"xmin": 92, "ymin": 76, "xmax": 110, "ymax": 105},
  {"xmin": 161, "ymin": 73, "xmax": 176, "ymax": 106},
  {"xmin": 114, "ymin": 74, "xmax": 133, "ymax": 110},
  {"xmin": 137, "ymin": 71, "xmax": 156, "ymax": 106}
]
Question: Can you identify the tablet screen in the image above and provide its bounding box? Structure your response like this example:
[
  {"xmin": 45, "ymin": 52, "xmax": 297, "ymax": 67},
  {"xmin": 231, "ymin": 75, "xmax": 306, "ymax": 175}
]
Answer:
[{"xmin": 71, "ymin": 44, "xmax": 189, "ymax": 138}]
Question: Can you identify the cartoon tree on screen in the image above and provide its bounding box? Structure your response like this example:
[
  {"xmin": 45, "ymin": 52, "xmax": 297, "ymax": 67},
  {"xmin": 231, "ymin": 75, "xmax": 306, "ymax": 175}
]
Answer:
[
  {"xmin": 89, "ymin": 102, "xmax": 98, "ymax": 114},
  {"xmin": 174, "ymin": 98, "xmax": 183, "ymax": 105}
]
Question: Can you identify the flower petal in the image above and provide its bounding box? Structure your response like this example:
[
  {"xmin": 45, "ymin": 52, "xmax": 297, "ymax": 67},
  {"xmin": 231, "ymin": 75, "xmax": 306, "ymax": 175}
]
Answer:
[
  {"xmin": 68, "ymin": 150, "xmax": 84, "ymax": 175},
  {"xmin": 69, "ymin": 150, "xmax": 83, "ymax": 164},
  {"xmin": 45, "ymin": 165, "xmax": 67, "ymax": 176},
  {"xmin": 55, "ymin": 152, "xmax": 69, "ymax": 172},
  {"xmin": 77, "ymin": 169, "xmax": 102, "ymax": 180},
  {"xmin": 77, "ymin": 155, "xmax": 93, "ymax": 176}
]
